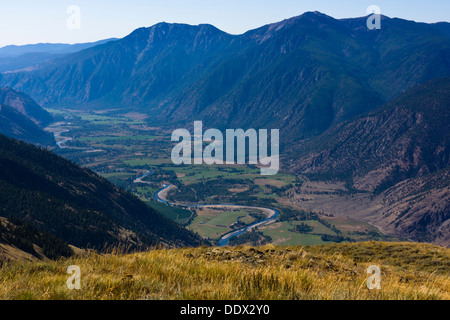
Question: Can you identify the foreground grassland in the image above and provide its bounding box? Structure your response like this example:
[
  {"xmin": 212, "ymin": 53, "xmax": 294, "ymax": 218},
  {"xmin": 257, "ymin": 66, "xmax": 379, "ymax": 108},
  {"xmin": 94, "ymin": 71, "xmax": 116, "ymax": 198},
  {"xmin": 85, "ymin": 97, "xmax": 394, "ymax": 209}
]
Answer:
[{"xmin": 1, "ymin": 242, "xmax": 449, "ymax": 300}]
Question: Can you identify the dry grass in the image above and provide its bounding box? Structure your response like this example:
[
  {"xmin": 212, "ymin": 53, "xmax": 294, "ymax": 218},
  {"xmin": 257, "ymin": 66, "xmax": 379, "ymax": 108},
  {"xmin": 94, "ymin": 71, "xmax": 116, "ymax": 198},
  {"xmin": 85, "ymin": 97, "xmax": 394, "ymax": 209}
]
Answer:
[{"xmin": 0, "ymin": 242, "xmax": 448, "ymax": 300}]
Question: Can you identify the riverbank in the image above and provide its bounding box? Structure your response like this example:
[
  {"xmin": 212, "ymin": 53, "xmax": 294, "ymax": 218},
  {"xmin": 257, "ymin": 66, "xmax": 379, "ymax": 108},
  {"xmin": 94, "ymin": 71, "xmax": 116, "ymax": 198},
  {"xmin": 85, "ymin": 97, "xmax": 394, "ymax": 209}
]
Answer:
[
  {"xmin": 133, "ymin": 170, "xmax": 280, "ymax": 246},
  {"xmin": 154, "ymin": 184, "xmax": 280, "ymax": 246}
]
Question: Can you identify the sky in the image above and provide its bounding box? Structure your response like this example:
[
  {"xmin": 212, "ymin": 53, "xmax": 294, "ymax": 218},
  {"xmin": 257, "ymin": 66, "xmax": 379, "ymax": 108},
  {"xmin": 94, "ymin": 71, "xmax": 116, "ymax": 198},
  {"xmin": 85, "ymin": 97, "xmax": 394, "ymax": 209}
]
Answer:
[{"xmin": 1, "ymin": 0, "xmax": 449, "ymax": 47}]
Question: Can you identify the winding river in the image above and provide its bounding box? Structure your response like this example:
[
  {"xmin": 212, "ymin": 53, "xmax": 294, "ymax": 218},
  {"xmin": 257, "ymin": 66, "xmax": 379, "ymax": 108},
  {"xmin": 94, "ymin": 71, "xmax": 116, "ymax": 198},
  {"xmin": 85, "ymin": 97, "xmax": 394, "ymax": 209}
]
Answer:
[
  {"xmin": 53, "ymin": 129, "xmax": 72, "ymax": 148},
  {"xmin": 135, "ymin": 171, "xmax": 280, "ymax": 246},
  {"xmin": 47, "ymin": 124, "xmax": 103, "ymax": 153},
  {"xmin": 48, "ymin": 123, "xmax": 281, "ymax": 246}
]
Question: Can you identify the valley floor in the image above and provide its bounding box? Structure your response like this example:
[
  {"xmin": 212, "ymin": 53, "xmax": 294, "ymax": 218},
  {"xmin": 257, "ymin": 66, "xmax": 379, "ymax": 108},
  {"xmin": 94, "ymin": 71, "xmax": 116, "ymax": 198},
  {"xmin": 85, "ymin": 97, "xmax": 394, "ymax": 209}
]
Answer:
[{"xmin": 44, "ymin": 109, "xmax": 401, "ymax": 247}]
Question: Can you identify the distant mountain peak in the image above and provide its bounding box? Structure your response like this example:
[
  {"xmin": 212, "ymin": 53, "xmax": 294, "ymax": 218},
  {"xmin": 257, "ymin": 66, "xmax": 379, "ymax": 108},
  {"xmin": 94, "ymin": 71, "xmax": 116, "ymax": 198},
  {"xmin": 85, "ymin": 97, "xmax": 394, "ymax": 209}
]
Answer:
[
  {"xmin": 127, "ymin": 21, "xmax": 228, "ymax": 39},
  {"xmin": 0, "ymin": 39, "xmax": 118, "ymax": 58},
  {"xmin": 1, "ymin": 12, "xmax": 450, "ymax": 142},
  {"xmin": 243, "ymin": 10, "xmax": 342, "ymax": 41},
  {"xmin": 301, "ymin": 10, "xmax": 330, "ymax": 17}
]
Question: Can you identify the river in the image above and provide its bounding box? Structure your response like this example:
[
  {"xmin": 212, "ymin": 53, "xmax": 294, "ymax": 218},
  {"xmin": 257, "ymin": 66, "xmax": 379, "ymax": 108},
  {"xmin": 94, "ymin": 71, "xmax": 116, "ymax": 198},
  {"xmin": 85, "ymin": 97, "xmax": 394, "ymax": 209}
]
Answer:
[
  {"xmin": 46, "ymin": 123, "xmax": 103, "ymax": 153},
  {"xmin": 134, "ymin": 171, "xmax": 280, "ymax": 246},
  {"xmin": 53, "ymin": 129, "xmax": 72, "ymax": 148}
]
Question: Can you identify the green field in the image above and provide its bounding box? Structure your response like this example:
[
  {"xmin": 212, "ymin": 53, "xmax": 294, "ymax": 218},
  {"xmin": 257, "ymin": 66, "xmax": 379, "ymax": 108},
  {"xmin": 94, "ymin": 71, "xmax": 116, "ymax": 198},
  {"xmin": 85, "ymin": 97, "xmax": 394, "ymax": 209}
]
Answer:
[
  {"xmin": 45, "ymin": 108, "xmax": 396, "ymax": 246},
  {"xmin": 207, "ymin": 210, "xmax": 255, "ymax": 226},
  {"xmin": 146, "ymin": 201, "xmax": 192, "ymax": 224},
  {"xmin": 123, "ymin": 157, "xmax": 172, "ymax": 166},
  {"xmin": 188, "ymin": 208, "xmax": 259, "ymax": 240},
  {"xmin": 259, "ymin": 221, "xmax": 327, "ymax": 246},
  {"xmin": 78, "ymin": 134, "xmax": 158, "ymax": 142},
  {"xmin": 170, "ymin": 165, "xmax": 260, "ymax": 183},
  {"xmin": 291, "ymin": 220, "xmax": 337, "ymax": 235},
  {"xmin": 76, "ymin": 113, "xmax": 146, "ymax": 125}
]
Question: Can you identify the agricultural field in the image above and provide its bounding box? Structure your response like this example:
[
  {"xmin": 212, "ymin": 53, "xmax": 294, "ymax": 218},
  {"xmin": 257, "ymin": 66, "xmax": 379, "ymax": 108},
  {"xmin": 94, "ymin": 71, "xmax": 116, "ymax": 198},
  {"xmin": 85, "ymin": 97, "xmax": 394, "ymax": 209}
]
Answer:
[
  {"xmin": 188, "ymin": 207, "xmax": 258, "ymax": 241},
  {"xmin": 44, "ymin": 108, "xmax": 401, "ymax": 247}
]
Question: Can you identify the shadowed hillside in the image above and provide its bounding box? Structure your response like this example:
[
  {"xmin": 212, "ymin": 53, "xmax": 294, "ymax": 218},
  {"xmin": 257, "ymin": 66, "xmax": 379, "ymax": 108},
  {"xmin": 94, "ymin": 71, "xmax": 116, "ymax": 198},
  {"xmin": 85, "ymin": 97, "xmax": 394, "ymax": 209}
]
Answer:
[
  {"xmin": 0, "ymin": 135, "xmax": 206, "ymax": 252},
  {"xmin": 0, "ymin": 88, "xmax": 55, "ymax": 145}
]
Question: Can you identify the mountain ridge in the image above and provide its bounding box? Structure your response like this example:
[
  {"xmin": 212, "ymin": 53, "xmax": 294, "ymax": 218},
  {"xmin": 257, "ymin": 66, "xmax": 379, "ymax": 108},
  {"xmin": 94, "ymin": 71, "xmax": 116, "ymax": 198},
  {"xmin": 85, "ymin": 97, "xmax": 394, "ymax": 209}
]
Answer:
[
  {"xmin": 2, "ymin": 12, "xmax": 449, "ymax": 142},
  {"xmin": 0, "ymin": 39, "xmax": 118, "ymax": 58},
  {"xmin": 0, "ymin": 39, "xmax": 119, "ymax": 73},
  {"xmin": 288, "ymin": 77, "xmax": 450, "ymax": 246},
  {"xmin": 0, "ymin": 12, "xmax": 448, "ymax": 248},
  {"xmin": 0, "ymin": 134, "xmax": 206, "ymax": 251},
  {"xmin": 0, "ymin": 88, "xmax": 55, "ymax": 145}
]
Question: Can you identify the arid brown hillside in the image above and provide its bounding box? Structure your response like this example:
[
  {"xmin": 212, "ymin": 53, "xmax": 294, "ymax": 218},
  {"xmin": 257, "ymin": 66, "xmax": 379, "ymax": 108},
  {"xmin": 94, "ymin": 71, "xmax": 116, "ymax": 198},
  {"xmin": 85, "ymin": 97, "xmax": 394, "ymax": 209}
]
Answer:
[{"xmin": 287, "ymin": 78, "xmax": 450, "ymax": 246}]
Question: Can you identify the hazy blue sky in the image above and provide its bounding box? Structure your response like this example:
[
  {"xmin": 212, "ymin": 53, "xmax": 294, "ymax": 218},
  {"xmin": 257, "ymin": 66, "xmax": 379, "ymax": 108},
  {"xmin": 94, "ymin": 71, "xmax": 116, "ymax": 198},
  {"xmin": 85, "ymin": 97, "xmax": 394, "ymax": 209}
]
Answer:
[{"xmin": 1, "ymin": 0, "xmax": 449, "ymax": 47}]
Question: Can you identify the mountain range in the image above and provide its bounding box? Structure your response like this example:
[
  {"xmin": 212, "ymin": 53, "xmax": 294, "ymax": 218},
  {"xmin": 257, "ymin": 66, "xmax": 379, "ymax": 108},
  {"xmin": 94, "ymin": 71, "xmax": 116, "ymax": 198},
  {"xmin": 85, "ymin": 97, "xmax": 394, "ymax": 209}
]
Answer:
[
  {"xmin": 1, "ymin": 12, "xmax": 450, "ymax": 142},
  {"xmin": 0, "ymin": 11, "xmax": 448, "ymax": 247},
  {"xmin": 0, "ymin": 39, "xmax": 117, "ymax": 73}
]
